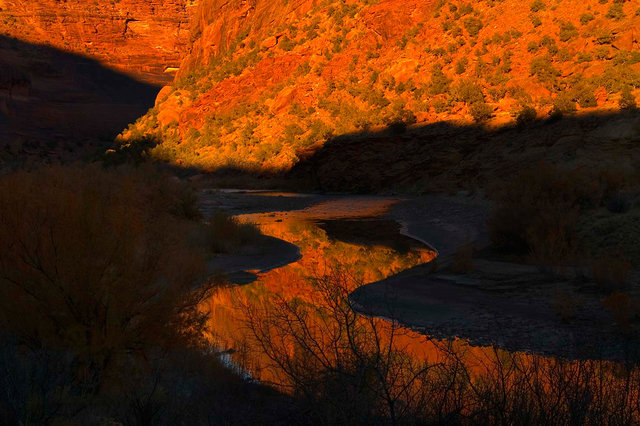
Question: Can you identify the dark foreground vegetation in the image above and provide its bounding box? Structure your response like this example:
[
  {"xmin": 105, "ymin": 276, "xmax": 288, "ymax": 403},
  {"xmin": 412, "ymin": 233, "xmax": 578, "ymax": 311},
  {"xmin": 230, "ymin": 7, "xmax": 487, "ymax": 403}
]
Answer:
[
  {"xmin": 237, "ymin": 268, "xmax": 640, "ymax": 426},
  {"xmin": 2, "ymin": 164, "xmax": 640, "ymax": 425},
  {"xmin": 487, "ymin": 161, "xmax": 640, "ymax": 331},
  {"xmin": 0, "ymin": 165, "xmax": 295, "ymax": 425}
]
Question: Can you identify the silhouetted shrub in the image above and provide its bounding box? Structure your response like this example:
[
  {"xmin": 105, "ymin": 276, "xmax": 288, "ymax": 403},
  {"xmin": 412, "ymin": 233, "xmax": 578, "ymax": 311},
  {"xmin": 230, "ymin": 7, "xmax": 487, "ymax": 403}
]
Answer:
[
  {"xmin": 489, "ymin": 164, "xmax": 597, "ymax": 264},
  {"xmin": 206, "ymin": 210, "xmax": 262, "ymax": 253},
  {"xmin": 620, "ymin": 86, "xmax": 637, "ymax": 109},
  {"xmin": 516, "ymin": 105, "xmax": 537, "ymax": 126}
]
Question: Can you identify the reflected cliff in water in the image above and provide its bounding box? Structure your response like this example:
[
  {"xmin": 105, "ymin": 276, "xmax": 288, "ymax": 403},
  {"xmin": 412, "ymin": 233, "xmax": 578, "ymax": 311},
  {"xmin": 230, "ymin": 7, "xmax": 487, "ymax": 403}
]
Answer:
[
  {"xmin": 201, "ymin": 198, "xmax": 434, "ymax": 377},
  {"xmin": 198, "ymin": 195, "xmax": 640, "ymax": 424}
]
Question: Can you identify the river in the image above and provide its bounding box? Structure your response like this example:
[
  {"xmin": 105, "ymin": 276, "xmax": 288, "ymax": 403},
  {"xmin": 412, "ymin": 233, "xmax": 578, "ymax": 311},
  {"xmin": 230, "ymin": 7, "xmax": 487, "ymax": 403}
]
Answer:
[{"xmin": 197, "ymin": 190, "xmax": 640, "ymax": 422}]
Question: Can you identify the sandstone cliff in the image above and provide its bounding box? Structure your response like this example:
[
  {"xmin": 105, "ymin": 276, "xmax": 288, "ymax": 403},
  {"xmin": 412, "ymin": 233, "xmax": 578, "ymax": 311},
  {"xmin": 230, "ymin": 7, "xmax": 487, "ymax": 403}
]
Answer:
[
  {"xmin": 0, "ymin": 0, "xmax": 197, "ymax": 85},
  {"xmin": 0, "ymin": 0, "xmax": 201, "ymax": 167},
  {"xmin": 121, "ymin": 0, "xmax": 640, "ymax": 175}
]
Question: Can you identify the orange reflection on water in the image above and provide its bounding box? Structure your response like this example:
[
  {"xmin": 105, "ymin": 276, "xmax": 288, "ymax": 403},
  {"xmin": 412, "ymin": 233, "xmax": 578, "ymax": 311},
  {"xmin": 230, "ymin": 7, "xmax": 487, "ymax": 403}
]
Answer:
[
  {"xmin": 200, "ymin": 198, "xmax": 640, "ymax": 422},
  {"xmin": 201, "ymin": 198, "xmax": 438, "ymax": 377}
]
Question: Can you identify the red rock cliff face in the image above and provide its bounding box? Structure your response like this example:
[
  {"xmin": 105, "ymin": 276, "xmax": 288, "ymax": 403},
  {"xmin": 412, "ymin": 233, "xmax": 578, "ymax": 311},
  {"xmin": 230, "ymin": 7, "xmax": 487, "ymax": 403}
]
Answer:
[
  {"xmin": 178, "ymin": 0, "xmax": 316, "ymax": 78},
  {"xmin": 0, "ymin": 0, "xmax": 197, "ymax": 85},
  {"xmin": 121, "ymin": 0, "xmax": 640, "ymax": 176}
]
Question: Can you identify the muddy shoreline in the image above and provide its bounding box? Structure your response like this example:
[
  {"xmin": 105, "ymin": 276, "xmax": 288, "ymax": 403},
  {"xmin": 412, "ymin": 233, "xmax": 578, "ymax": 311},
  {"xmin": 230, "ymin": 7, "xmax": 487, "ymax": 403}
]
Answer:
[
  {"xmin": 201, "ymin": 189, "xmax": 640, "ymax": 361},
  {"xmin": 359, "ymin": 195, "xmax": 640, "ymax": 362}
]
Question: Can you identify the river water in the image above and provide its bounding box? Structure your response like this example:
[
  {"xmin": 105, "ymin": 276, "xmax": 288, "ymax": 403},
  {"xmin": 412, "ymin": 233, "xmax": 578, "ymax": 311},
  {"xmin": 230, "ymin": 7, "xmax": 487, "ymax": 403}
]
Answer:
[{"xmin": 198, "ymin": 191, "xmax": 640, "ymax": 420}]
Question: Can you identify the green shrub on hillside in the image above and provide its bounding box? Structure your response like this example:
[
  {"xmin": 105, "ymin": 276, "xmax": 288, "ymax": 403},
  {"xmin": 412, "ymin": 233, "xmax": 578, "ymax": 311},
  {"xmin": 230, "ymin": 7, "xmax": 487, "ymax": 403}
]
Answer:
[
  {"xmin": 551, "ymin": 93, "xmax": 577, "ymax": 116},
  {"xmin": 559, "ymin": 21, "xmax": 579, "ymax": 42},
  {"xmin": 455, "ymin": 57, "xmax": 468, "ymax": 74},
  {"xmin": 620, "ymin": 86, "xmax": 637, "ymax": 110},
  {"xmin": 516, "ymin": 105, "xmax": 537, "ymax": 126},
  {"xmin": 463, "ymin": 17, "xmax": 484, "ymax": 37},
  {"xmin": 580, "ymin": 13, "xmax": 595, "ymax": 25},
  {"xmin": 470, "ymin": 101, "xmax": 492, "ymax": 122},
  {"xmin": 429, "ymin": 63, "xmax": 452, "ymax": 95},
  {"xmin": 530, "ymin": 56, "xmax": 560, "ymax": 89},
  {"xmin": 452, "ymin": 79, "xmax": 484, "ymax": 104},
  {"xmin": 530, "ymin": 0, "xmax": 546, "ymax": 12},
  {"xmin": 529, "ymin": 14, "xmax": 542, "ymax": 27},
  {"xmin": 606, "ymin": 3, "xmax": 625, "ymax": 21}
]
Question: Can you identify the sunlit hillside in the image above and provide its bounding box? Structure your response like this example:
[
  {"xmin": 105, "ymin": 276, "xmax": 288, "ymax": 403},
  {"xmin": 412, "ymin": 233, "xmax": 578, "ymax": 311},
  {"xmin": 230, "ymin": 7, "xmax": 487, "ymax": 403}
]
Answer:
[{"xmin": 120, "ymin": 0, "xmax": 640, "ymax": 172}]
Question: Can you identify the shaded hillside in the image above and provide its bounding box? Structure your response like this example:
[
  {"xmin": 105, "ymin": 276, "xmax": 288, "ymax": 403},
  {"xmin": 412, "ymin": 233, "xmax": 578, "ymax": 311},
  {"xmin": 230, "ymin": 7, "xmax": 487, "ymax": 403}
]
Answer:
[
  {"xmin": 0, "ymin": 36, "xmax": 160, "ymax": 168},
  {"xmin": 0, "ymin": 0, "xmax": 196, "ymax": 85},
  {"xmin": 121, "ymin": 0, "xmax": 640, "ymax": 173},
  {"xmin": 289, "ymin": 110, "xmax": 640, "ymax": 193}
]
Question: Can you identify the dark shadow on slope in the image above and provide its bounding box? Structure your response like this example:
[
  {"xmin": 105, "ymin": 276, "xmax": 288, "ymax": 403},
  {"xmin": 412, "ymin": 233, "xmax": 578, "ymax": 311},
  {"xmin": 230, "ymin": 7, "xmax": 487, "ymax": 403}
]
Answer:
[
  {"xmin": 287, "ymin": 109, "xmax": 640, "ymax": 194},
  {"xmin": 115, "ymin": 104, "xmax": 640, "ymax": 195},
  {"xmin": 317, "ymin": 218, "xmax": 423, "ymax": 254},
  {"xmin": 0, "ymin": 35, "xmax": 161, "ymax": 169}
]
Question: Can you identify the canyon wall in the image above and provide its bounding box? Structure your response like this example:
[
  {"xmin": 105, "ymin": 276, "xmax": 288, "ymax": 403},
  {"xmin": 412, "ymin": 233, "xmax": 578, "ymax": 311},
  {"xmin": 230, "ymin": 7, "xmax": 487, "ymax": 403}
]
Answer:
[
  {"xmin": 122, "ymin": 0, "xmax": 640, "ymax": 177},
  {"xmin": 0, "ymin": 0, "xmax": 197, "ymax": 85},
  {"xmin": 0, "ymin": 0, "xmax": 200, "ymax": 166}
]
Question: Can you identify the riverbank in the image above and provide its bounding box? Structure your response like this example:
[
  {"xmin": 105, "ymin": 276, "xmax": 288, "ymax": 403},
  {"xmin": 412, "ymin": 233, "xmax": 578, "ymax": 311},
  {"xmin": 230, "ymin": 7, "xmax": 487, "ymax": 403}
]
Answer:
[
  {"xmin": 356, "ymin": 195, "xmax": 640, "ymax": 361},
  {"xmin": 200, "ymin": 189, "xmax": 640, "ymax": 361}
]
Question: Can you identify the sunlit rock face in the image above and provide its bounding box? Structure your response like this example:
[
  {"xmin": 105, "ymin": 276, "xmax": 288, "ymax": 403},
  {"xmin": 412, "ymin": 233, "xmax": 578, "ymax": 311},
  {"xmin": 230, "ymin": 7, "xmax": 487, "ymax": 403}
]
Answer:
[
  {"xmin": 0, "ymin": 0, "xmax": 200, "ymax": 165},
  {"xmin": 178, "ymin": 0, "xmax": 315, "ymax": 78},
  {"xmin": 0, "ymin": 0, "xmax": 198, "ymax": 85},
  {"xmin": 122, "ymin": 0, "xmax": 640, "ymax": 175}
]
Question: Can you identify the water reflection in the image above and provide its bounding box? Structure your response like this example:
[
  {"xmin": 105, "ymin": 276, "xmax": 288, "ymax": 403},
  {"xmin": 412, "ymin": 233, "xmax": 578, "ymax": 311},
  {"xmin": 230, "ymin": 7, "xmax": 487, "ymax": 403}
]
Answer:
[
  {"xmin": 202, "ymin": 198, "xmax": 434, "ymax": 374},
  {"xmin": 200, "ymin": 198, "xmax": 640, "ymax": 424}
]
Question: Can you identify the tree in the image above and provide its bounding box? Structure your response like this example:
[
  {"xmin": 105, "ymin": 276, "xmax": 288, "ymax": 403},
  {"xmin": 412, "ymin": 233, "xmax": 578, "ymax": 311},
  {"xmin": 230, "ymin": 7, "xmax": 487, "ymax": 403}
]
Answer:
[
  {"xmin": 0, "ymin": 165, "xmax": 214, "ymax": 390},
  {"xmin": 620, "ymin": 86, "xmax": 637, "ymax": 110},
  {"xmin": 241, "ymin": 268, "xmax": 440, "ymax": 425}
]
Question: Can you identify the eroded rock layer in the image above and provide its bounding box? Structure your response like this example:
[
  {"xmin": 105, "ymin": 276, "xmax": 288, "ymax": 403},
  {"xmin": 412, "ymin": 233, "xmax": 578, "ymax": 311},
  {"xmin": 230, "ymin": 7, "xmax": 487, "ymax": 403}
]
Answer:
[{"xmin": 0, "ymin": 0, "xmax": 197, "ymax": 84}]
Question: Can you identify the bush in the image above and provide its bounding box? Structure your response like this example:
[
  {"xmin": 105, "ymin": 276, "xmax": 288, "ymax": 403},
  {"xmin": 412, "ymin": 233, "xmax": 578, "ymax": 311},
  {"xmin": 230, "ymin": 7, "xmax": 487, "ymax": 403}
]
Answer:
[
  {"xmin": 559, "ymin": 21, "xmax": 578, "ymax": 42},
  {"xmin": 606, "ymin": 3, "xmax": 625, "ymax": 21},
  {"xmin": 551, "ymin": 94, "xmax": 577, "ymax": 117},
  {"xmin": 470, "ymin": 101, "xmax": 492, "ymax": 122},
  {"xmin": 595, "ymin": 29, "xmax": 615, "ymax": 45},
  {"xmin": 278, "ymin": 36, "xmax": 296, "ymax": 51},
  {"xmin": 0, "ymin": 165, "xmax": 215, "ymax": 408},
  {"xmin": 463, "ymin": 17, "xmax": 483, "ymax": 37},
  {"xmin": 488, "ymin": 165, "xmax": 596, "ymax": 264},
  {"xmin": 452, "ymin": 79, "xmax": 485, "ymax": 104},
  {"xmin": 455, "ymin": 57, "xmax": 468, "ymax": 74},
  {"xmin": 620, "ymin": 86, "xmax": 637, "ymax": 109},
  {"xmin": 529, "ymin": 14, "xmax": 542, "ymax": 27},
  {"xmin": 580, "ymin": 13, "xmax": 595, "ymax": 25},
  {"xmin": 571, "ymin": 84, "xmax": 597, "ymax": 108},
  {"xmin": 516, "ymin": 105, "xmax": 537, "ymax": 126},
  {"xmin": 530, "ymin": 0, "xmax": 545, "ymax": 12},
  {"xmin": 206, "ymin": 211, "xmax": 262, "ymax": 254},
  {"xmin": 530, "ymin": 56, "xmax": 560, "ymax": 87}
]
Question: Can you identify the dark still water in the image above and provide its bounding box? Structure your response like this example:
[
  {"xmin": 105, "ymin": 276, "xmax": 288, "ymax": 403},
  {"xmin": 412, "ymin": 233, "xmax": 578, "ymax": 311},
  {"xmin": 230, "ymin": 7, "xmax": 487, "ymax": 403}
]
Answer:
[{"xmin": 200, "ymin": 194, "xmax": 640, "ymax": 423}]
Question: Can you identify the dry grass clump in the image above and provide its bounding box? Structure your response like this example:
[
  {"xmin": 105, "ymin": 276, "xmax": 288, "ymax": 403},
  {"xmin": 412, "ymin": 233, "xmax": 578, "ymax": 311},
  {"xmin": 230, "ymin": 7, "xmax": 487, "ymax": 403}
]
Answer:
[
  {"xmin": 206, "ymin": 210, "xmax": 262, "ymax": 254},
  {"xmin": 488, "ymin": 164, "xmax": 597, "ymax": 265}
]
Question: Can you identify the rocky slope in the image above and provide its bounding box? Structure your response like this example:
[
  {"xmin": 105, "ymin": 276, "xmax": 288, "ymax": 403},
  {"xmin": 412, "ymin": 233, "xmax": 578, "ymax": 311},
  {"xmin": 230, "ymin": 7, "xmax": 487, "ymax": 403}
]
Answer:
[
  {"xmin": 0, "ymin": 0, "xmax": 198, "ymax": 167},
  {"xmin": 0, "ymin": 0, "xmax": 197, "ymax": 85},
  {"xmin": 120, "ymin": 0, "xmax": 640, "ymax": 176}
]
